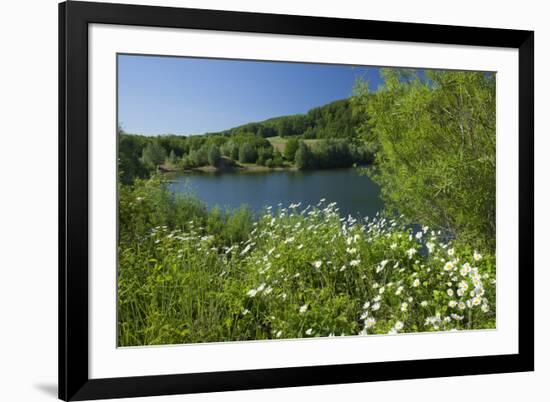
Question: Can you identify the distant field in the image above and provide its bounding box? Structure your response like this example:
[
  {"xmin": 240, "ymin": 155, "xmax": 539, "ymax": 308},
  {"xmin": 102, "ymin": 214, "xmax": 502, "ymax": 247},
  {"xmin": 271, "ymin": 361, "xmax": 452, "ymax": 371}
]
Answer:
[
  {"xmin": 267, "ymin": 136, "xmax": 323, "ymax": 153},
  {"xmin": 266, "ymin": 136, "xmax": 286, "ymax": 152}
]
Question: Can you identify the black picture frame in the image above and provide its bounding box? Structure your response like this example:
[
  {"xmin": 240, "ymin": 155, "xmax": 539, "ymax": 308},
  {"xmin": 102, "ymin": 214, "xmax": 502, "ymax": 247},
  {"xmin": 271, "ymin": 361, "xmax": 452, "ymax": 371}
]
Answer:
[{"xmin": 59, "ymin": 1, "xmax": 534, "ymax": 400}]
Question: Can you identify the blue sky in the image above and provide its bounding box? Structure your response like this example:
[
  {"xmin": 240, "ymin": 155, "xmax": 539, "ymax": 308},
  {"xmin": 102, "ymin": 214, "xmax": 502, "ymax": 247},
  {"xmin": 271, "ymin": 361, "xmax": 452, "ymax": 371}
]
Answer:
[{"xmin": 117, "ymin": 54, "xmax": 384, "ymax": 136}]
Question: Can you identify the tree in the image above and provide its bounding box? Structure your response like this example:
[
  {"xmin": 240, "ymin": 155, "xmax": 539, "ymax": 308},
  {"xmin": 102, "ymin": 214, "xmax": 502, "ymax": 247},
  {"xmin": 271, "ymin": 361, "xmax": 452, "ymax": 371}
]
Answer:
[
  {"xmin": 207, "ymin": 145, "xmax": 221, "ymax": 167},
  {"xmin": 189, "ymin": 147, "xmax": 208, "ymax": 167},
  {"xmin": 353, "ymin": 68, "xmax": 496, "ymax": 249},
  {"xmin": 142, "ymin": 142, "xmax": 167, "ymax": 168},
  {"xmin": 295, "ymin": 141, "xmax": 314, "ymax": 169},
  {"xmin": 272, "ymin": 150, "xmax": 284, "ymax": 167},
  {"xmin": 118, "ymin": 134, "xmax": 149, "ymax": 184},
  {"xmin": 167, "ymin": 150, "xmax": 177, "ymax": 166},
  {"xmin": 257, "ymin": 147, "xmax": 273, "ymax": 166},
  {"xmin": 284, "ymin": 137, "xmax": 300, "ymax": 162},
  {"xmin": 230, "ymin": 143, "xmax": 239, "ymax": 161},
  {"xmin": 238, "ymin": 143, "xmax": 258, "ymax": 163}
]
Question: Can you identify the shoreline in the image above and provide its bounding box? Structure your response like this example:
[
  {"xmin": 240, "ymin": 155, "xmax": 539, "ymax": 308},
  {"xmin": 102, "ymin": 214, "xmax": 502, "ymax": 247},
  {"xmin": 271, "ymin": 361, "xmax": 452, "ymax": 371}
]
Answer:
[
  {"xmin": 162, "ymin": 163, "xmax": 301, "ymax": 175},
  {"xmin": 193, "ymin": 164, "xmax": 299, "ymax": 173},
  {"xmin": 162, "ymin": 163, "xmax": 369, "ymax": 176}
]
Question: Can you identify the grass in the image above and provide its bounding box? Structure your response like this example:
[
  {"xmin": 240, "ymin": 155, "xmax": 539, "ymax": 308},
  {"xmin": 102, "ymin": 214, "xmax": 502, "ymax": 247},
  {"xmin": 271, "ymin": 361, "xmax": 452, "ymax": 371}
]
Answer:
[
  {"xmin": 117, "ymin": 177, "xmax": 496, "ymax": 346},
  {"xmin": 267, "ymin": 136, "xmax": 324, "ymax": 153}
]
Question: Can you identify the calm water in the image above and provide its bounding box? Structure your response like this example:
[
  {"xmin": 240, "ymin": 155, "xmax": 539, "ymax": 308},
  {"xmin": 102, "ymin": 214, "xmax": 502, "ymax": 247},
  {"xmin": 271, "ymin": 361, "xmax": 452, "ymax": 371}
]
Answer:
[{"xmin": 168, "ymin": 168, "xmax": 384, "ymax": 219}]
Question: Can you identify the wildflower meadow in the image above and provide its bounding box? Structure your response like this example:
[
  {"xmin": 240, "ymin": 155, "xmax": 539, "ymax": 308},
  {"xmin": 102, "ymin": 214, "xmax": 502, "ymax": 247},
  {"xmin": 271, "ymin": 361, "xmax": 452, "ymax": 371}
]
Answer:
[{"xmin": 117, "ymin": 178, "xmax": 495, "ymax": 346}]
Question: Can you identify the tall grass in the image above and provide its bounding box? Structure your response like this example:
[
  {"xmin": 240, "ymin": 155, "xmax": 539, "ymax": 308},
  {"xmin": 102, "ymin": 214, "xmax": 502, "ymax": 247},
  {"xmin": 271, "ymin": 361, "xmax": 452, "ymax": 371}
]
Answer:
[{"xmin": 118, "ymin": 178, "xmax": 496, "ymax": 346}]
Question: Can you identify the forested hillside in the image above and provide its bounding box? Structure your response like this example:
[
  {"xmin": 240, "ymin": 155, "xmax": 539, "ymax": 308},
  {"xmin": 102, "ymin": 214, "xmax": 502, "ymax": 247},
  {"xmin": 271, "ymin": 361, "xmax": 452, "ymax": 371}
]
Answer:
[
  {"xmin": 211, "ymin": 98, "xmax": 361, "ymax": 139},
  {"xmin": 118, "ymin": 98, "xmax": 375, "ymax": 184}
]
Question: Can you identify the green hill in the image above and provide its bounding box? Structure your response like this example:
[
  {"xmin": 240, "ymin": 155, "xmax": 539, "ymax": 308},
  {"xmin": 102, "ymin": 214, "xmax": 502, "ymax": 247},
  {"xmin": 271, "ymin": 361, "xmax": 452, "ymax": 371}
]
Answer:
[{"xmin": 208, "ymin": 98, "xmax": 361, "ymax": 140}]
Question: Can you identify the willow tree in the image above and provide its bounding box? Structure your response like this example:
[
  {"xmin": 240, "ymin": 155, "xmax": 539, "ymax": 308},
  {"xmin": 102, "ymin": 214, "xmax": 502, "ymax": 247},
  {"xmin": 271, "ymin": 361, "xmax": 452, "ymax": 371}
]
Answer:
[{"xmin": 352, "ymin": 69, "xmax": 496, "ymax": 250}]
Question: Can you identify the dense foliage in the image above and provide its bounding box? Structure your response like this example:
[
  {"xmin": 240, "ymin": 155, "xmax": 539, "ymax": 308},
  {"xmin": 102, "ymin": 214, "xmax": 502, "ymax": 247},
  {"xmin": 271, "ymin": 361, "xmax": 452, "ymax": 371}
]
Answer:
[
  {"xmin": 352, "ymin": 69, "xmax": 496, "ymax": 249},
  {"xmin": 118, "ymin": 131, "xmax": 284, "ymax": 183},
  {"xmin": 294, "ymin": 139, "xmax": 377, "ymax": 169},
  {"xmin": 118, "ymin": 178, "xmax": 495, "ymax": 346},
  {"xmin": 217, "ymin": 98, "xmax": 361, "ymax": 139}
]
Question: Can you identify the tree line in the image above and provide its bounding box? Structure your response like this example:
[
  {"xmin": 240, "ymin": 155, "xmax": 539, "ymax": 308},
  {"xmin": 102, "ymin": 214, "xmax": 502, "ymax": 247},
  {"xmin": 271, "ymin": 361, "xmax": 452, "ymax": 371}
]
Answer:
[
  {"xmin": 212, "ymin": 98, "xmax": 361, "ymax": 139},
  {"xmin": 293, "ymin": 139, "xmax": 376, "ymax": 169},
  {"xmin": 118, "ymin": 97, "xmax": 377, "ymax": 184},
  {"xmin": 119, "ymin": 129, "xmax": 376, "ymax": 184}
]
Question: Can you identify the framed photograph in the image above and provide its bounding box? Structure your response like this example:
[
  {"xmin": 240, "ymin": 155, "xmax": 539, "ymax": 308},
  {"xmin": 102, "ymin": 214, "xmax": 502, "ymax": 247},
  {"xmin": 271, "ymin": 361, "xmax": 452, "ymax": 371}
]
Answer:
[{"xmin": 59, "ymin": 1, "xmax": 534, "ymax": 400}]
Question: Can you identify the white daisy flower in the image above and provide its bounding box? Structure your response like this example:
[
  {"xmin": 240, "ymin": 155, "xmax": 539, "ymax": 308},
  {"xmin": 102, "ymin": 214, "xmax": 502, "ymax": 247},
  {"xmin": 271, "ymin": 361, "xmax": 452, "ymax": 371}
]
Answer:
[
  {"xmin": 406, "ymin": 248, "xmax": 417, "ymax": 259},
  {"xmin": 473, "ymin": 251, "xmax": 482, "ymax": 261},
  {"xmin": 444, "ymin": 261, "xmax": 455, "ymax": 271},
  {"xmin": 472, "ymin": 296, "xmax": 482, "ymax": 306},
  {"xmin": 460, "ymin": 263, "xmax": 472, "ymax": 276},
  {"xmin": 459, "ymin": 281, "xmax": 469, "ymax": 292}
]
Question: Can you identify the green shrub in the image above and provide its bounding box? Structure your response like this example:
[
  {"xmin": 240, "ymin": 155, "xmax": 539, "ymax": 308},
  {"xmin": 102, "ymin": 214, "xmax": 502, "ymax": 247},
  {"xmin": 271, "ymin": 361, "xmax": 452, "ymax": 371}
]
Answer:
[{"xmin": 353, "ymin": 69, "xmax": 496, "ymax": 249}]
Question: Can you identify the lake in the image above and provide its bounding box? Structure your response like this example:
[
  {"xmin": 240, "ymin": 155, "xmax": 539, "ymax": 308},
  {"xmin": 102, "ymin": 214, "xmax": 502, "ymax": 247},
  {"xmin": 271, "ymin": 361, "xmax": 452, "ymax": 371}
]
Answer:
[{"xmin": 168, "ymin": 167, "xmax": 384, "ymax": 219}]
